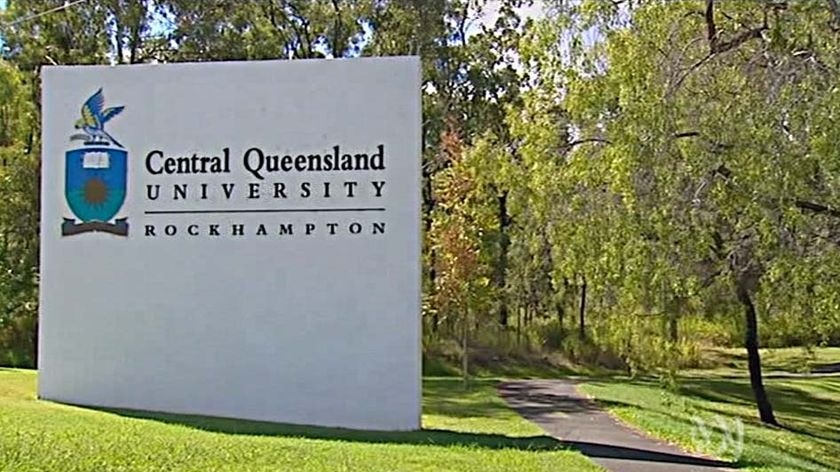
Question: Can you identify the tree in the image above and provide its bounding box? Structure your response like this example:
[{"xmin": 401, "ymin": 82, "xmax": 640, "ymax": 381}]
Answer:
[
  {"xmin": 0, "ymin": 59, "xmax": 37, "ymax": 367},
  {"xmin": 2, "ymin": 0, "xmax": 111, "ymax": 70},
  {"xmin": 430, "ymin": 124, "xmax": 494, "ymax": 385},
  {"xmin": 165, "ymin": 0, "xmax": 373, "ymax": 61},
  {"xmin": 550, "ymin": 0, "xmax": 840, "ymax": 424}
]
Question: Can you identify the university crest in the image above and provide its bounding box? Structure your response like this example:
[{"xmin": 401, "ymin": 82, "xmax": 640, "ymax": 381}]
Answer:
[{"xmin": 62, "ymin": 88, "xmax": 128, "ymax": 236}]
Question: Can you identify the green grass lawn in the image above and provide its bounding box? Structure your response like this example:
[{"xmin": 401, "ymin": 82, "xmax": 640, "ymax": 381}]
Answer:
[
  {"xmin": 692, "ymin": 347, "xmax": 840, "ymax": 376},
  {"xmin": 580, "ymin": 374, "xmax": 840, "ymax": 472},
  {"xmin": 0, "ymin": 369, "xmax": 602, "ymax": 472}
]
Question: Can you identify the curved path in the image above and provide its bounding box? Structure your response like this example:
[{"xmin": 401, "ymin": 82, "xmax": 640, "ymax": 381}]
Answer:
[{"xmin": 499, "ymin": 380, "xmax": 733, "ymax": 472}]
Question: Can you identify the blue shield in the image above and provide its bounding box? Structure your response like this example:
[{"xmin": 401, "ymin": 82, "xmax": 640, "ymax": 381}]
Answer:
[{"xmin": 65, "ymin": 146, "xmax": 127, "ymax": 223}]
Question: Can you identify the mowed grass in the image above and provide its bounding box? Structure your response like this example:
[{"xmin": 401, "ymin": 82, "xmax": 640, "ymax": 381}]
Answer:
[
  {"xmin": 693, "ymin": 347, "xmax": 840, "ymax": 376},
  {"xmin": 580, "ymin": 373, "xmax": 840, "ymax": 472},
  {"xmin": 0, "ymin": 370, "xmax": 602, "ymax": 472}
]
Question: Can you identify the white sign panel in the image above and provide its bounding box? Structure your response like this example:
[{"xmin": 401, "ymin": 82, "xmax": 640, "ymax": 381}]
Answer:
[{"xmin": 39, "ymin": 58, "xmax": 421, "ymax": 431}]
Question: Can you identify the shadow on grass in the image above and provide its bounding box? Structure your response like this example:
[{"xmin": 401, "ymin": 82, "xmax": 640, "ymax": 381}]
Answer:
[
  {"xmin": 587, "ymin": 375, "xmax": 840, "ymax": 429},
  {"xmin": 421, "ymin": 377, "xmax": 621, "ymax": 421},
  {"xmin": 811, "ymin": 363, "xmax": 840, "ymax": 374},
  {"xmin": 498, "ymin": 381, "xmax": 735, "ymax": 469},
  {"xmin": 92, "ymin": 406, "xmax": 734, "ymax": 467},
  {"xmin": 500, "ymin": 380, "xmax": 629, "ymax": 416},
  {"xmin": 83, "ymin": 378, "xmax": 561, "ymax": 451},
  {"xmin": 563, "ymin": 441, "xmax": 733, "ymax": 468},
  {"xmin": 422, "ymin": 379, "xmax": 518, "ymax": 419},
  {"xmin": 678, "ymin": 377, "xmax": 840, "ymax": 438},
  {"xmin": 584, "ymin": 376, "xmax": 840, "ymax": 470},
  {"xmin": 422, "ymin": 353, "xmax": 609, "ymax": 379},
  {"xmin": 591, "ymin": 375, "xmax": 839, "ymax": 435},
  {"xmin": 93, "ymin": 406, "xmax": 564, "ymax": 450}
]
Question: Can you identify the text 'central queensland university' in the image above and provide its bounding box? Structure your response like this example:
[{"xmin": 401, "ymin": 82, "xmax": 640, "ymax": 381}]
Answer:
[{"xmin": 142, "ymin": 143, "xmax": 390, "ymax": 238}]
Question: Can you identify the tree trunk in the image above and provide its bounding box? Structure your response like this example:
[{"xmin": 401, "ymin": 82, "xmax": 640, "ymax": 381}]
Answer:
[
  {"xmin": 462, "ymin": 309, "xmax": 469, "ymax": 388},
  {"xmin": 579, "ymin": 277, "xmax": 587, "ymax": 340},
  {"xmin": 114, "ymin": 18, "xmax": 125, "ymax": 64},
  {"xmin": 499, "ymin": 300, "xmax": 509, "ymax": 327},
  {"xmin": 736, "ymin": 283, "xmax": 778, "ymax": 426},
  {"xmin": 668, "ymin": 312, "xmax": 678, "ymax": 343},
  {"xmin": 429, "ymin": 256, "xmax": 438, "ymax": 332},
  {"xmin": 497, "ymin": 193, "xmax": 511, "ymax": 326},
  {"xmin": 423, "ymin": 167, "xmax": 437, "ymax": 332},
  {"xmin": 130, "ymin": 24, "xmax": 141, "ymax": 64},
  {"xmin": 526, "ymin": 304, "xmax": 532, "ymax": 327},
  {"xmin": 668, "ymin": 297, "xmax": 680, "ymax": 343},
  {"xmin": 557, "ymin": 301, "xmax": 564, "ymax": 331},
  {"xmin": 560, "ymin": 277, "xmax": 570, "ymax": 332}
]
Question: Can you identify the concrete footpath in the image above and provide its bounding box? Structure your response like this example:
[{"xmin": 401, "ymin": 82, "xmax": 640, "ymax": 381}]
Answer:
[{"xmin": 499, "ymin": 380, "xmax": 733, "ymax": 472}]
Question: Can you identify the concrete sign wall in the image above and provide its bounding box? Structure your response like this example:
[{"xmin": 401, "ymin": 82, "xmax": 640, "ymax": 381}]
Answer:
[{"xmin": 39, "ymin": 58, "xmax": 421, "ymax": 431}]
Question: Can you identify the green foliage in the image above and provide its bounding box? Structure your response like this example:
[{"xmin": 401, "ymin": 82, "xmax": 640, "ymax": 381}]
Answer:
[
  {"xmin": 0, "ymin": 60, "xmax": 37, "ymax": 367},
  {"xmin": 0, "ymin": 156, "xmax": 39, "ymax": 367},
  {"xmin": 498, "ymin": 0, "xmax": 840, "ymax": 376},
  {"xmin": 166, "ymin": 0, "xmax": 375, "ymax": 61}
]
